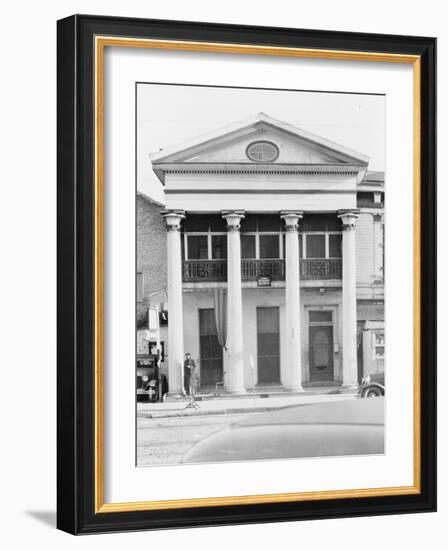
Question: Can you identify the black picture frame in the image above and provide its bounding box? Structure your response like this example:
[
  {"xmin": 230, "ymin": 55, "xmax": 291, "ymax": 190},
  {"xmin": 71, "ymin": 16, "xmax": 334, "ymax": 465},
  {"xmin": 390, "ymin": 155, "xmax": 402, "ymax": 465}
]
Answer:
[{"xmin": 57, "ymin": 14, "xmax": 436, "ymax": 535}]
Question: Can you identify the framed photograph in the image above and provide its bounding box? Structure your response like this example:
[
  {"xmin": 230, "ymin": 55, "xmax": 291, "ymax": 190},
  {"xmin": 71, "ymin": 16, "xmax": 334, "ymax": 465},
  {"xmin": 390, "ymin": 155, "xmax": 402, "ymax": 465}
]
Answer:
[{"xmin": 57, "ymin": 14, "xmax": 436, "ymax": 534}]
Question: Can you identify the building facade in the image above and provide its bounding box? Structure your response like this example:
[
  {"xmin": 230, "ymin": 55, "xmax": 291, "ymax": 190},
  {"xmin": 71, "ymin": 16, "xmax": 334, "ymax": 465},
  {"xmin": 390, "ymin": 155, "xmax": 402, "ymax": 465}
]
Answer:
[
  {"xmin": 136, "ymin": 193, "xmax": 168, "ymax": 373},
  {"xmin": 146, "ymin": 113, "xmax": 384, "ymax": 395}
]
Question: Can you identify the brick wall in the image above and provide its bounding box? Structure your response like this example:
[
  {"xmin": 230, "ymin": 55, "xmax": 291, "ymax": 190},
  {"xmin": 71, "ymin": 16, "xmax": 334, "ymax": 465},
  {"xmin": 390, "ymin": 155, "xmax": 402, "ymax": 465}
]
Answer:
[{"xmin": 136, "ymin": 193, "xmax": 167, "ymax": 325}]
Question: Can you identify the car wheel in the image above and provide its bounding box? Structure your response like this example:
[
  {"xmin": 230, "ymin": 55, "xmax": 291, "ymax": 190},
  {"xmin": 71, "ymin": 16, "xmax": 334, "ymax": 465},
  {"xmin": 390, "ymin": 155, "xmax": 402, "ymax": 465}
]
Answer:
[
  {"xmin": 148, "ymin": 389, "xmax": 159, "ymax": 403},
  {"xmin": 363, "ymin": 386, "xmax": 382, "ymax": 398}
]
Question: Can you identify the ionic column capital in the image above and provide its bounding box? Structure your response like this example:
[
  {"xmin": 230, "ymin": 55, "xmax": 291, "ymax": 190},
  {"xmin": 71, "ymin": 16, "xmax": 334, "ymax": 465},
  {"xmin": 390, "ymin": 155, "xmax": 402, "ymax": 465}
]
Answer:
[
  {"xmin": 222, "ymin": 210, "xmax": 245, "ymax": 232},
  {"xmin": 280, "ymin": 211, "xmax": 304, "ymax": 232},
  {"xmin": 338, "ymin": 209, "xmax": 360, "ymax": 231},
  {"xmin": 161, "ymin": 210, "xmax": 185, "ymax": 231}
]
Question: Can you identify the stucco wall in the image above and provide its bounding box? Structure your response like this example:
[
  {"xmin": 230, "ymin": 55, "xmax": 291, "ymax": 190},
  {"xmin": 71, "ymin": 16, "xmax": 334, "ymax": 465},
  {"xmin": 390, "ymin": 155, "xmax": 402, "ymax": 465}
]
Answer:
[{"xmin": 182, "ymin": 288, "xmax": 343, "ymax": 388}]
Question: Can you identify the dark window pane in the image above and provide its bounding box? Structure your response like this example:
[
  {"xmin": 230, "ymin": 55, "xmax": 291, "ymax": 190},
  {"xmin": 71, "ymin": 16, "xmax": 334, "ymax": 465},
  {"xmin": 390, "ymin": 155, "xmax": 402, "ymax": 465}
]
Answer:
[
  {"xmin": 357, "ymin": 192, "xmax": 374, "ymax": 206},
  {"xmin": 181, "ymin": 237, "xmax": 185, "ymax": 261},
  {"xmin": 241, "ymin": 214, "xmax": 257, "ymax": 232},
  {"xmin": 241, "ymin": 234, "xmax": 256, "ymax": 258},
  {"xmin": 257, "ymin": 214, "xmax": 281, "ymax": 232},
  {"xmin": 306, "ymin": 234, "xmax": 325, "ymax": 258},
  {"xmin": 329, "ymin": 234, "xmax": 342, "ymax": 258},
  {"xmin": 185, "ymin": 214, "xmax": 209, "ymax": 232},
  {"xmin": 188, "ymin": 235, "xmax": 208, "ymax": 259},
  {"xmin": 309, "ymin": 311, "xmax": 332, "ymax": 322},
  {"xmin": 259, "ymin": 235, "xmax": 279, "ymax": 259},
  {"xmin": 211, "ymin": 235, "xmax": 227, "ymax": 259}
]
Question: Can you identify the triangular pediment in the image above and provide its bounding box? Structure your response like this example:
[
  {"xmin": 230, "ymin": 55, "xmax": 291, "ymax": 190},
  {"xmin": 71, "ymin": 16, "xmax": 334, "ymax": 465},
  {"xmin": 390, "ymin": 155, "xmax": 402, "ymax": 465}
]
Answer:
[
  {"xmin": 180, "ymin": 126, "xmax": 346, "ymax": 164},
  {"xmin": 150, "ymin": 113, "xmax": 369, "ymax": 183}
]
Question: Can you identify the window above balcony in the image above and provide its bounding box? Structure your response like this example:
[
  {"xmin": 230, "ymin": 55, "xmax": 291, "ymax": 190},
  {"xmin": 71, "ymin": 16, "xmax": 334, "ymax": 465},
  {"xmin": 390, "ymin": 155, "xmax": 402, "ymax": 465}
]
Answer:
[{"xmin": 182, "ymin": 213, "xmax": 342, "ymax": 262}]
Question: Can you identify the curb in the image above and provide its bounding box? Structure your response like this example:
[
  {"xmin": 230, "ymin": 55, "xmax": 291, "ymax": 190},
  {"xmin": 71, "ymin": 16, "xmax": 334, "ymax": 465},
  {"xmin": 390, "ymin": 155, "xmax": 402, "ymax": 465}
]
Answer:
[{"xmin": 138, "ymin": 405, "xmax": 287, "ymax": 419}]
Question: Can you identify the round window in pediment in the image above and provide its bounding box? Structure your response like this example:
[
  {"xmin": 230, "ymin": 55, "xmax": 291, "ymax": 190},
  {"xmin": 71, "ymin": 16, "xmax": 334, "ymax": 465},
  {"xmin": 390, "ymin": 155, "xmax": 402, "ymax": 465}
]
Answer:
[{"xmin": 246, "ymin": 141, "xmax": 279, "ymax": 162}]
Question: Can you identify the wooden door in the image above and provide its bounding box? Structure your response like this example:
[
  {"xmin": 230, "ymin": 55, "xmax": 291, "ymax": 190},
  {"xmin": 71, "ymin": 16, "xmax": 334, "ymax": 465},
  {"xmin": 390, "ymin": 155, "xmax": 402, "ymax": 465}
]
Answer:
[
  {"xmin": 257, "ymin": 307, "xmax": 280, "ymax": 384},
  {"xmin": 309, "ymin": 325, "xmax": 334, "ymax": 382},
  {"xmin": 199, "ymin": 309, "xmax": 223, "ymax": 388}
]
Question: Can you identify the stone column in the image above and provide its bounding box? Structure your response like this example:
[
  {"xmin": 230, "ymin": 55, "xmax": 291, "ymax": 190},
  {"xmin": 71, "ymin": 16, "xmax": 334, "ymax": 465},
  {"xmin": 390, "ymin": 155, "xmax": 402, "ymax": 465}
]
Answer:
[
  {"xmin": 222, "ymin": 210, "xmax": 246, "ymax": 394},
  {"xmin": 338, "ymin": 209, "xmax": 360, "ymax": 388},
  {"xmin": 162, "ymin": 210, "xmax": 185, "ymax": 397},
  {"xmin": 281, "ymin": 211, "xmax": 304, "ymax": 391}
]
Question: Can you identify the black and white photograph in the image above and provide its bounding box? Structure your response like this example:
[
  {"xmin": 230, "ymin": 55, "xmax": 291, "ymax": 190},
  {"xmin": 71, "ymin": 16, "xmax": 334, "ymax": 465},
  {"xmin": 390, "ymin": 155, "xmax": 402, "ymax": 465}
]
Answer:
[
  {"xmin": 135, "ymin": 83, "xmax": 386, "ymax": 467},
  {"xmin": 0, "ymin": 0, "xmax": 439, "ymax": 543}
]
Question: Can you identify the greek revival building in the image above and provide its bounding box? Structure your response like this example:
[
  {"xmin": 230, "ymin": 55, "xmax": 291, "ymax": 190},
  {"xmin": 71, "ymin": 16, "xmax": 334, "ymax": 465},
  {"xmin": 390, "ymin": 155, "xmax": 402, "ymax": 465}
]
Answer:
[{"xmin": 149, "ymin": 113, "xmax": 384, "ymax": 395}]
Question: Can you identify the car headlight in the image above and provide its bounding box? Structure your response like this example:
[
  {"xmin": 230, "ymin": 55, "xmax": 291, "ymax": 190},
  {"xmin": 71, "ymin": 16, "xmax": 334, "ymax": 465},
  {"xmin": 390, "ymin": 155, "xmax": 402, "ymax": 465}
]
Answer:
[{"xmin": 142, "ymin": 375, "xmax": 149, "ymax": 382}]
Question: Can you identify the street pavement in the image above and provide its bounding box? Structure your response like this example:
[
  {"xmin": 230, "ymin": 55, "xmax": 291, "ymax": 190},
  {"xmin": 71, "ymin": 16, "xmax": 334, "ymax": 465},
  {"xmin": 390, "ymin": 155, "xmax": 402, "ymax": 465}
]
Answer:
[
  {"xmin": 137, "ymin": 391, "xmax": 358, "ymax": 466},
  {"xmin": 137, "ymin": 412, "xmax": 247, "ymax": 466}
]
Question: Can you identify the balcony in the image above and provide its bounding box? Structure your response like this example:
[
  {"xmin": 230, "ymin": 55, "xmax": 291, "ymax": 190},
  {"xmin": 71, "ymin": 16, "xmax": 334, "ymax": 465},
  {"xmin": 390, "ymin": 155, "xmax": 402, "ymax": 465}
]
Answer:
[
  {"xmin": 182, "ymin": 259, "xmax": 227, "ymax": 282},
  {"xmin": 242, "ymin": 259, "xmax": 285, "ymax": 281},
  {"xmin": 300, "ymin": 258, "xmax": 342, "ymax": 279},
  {"xmin": 182, "ymin": 258, "xmax": 342, "ymax": 283}
]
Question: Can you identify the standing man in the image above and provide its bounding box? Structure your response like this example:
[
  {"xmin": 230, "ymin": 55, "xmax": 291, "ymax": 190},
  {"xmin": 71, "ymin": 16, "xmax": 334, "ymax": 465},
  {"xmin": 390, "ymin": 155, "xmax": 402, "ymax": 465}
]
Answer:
[
  {"xmin": 189, "ymin": 359, "xmax": 200, "ymax": 400},
  {"xmin": 183, "ymin": 352, "xmax": 196, "ymax": 396}
]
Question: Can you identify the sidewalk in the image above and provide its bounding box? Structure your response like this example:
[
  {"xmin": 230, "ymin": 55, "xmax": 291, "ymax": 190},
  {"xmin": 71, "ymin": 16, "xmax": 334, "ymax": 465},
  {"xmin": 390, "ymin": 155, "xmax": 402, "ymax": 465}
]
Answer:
[{"xmin": 137, "ymin": 389, "xmax": 358, "ymax": 419}]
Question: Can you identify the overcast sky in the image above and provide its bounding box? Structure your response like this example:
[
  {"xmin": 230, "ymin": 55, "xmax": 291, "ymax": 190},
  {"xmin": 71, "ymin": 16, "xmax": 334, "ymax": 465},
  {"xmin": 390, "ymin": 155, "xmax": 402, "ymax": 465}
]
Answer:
[{"xmin": 137, "ymin": 83, "xmax": 385, "ymax": 203}]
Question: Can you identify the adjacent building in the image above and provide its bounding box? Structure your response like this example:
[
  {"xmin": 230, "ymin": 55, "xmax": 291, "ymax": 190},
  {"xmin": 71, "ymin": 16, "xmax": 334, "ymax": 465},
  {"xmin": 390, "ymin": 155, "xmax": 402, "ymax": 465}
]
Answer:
[{"xmin": 139, "ymin": 113, "xmax": 384, "ymax": 395}]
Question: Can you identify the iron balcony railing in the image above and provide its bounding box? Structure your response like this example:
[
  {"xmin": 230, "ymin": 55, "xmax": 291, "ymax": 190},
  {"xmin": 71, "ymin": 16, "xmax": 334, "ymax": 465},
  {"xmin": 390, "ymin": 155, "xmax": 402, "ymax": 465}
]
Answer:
[
  {"xmin": 300, "ymin": 258, "xmax": 342, "ymax": 279},
  {"xmin": 182, "ymin": 259, "xmax": 227, "ymax": 282},
  {"xmin": 241, "ymin": 259, "xmax": 285, "ymax": 281},
  {"xmin": 183, "ymin": 258, "xmax": 342, "ymax": 282}
]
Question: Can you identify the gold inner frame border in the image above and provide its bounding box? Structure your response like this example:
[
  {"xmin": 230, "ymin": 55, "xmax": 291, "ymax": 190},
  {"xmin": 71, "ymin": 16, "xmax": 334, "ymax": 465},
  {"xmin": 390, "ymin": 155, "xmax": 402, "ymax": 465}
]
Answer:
[{"xmin": 94, "ymin": 35, "xmax": 421, "ymax": 514}]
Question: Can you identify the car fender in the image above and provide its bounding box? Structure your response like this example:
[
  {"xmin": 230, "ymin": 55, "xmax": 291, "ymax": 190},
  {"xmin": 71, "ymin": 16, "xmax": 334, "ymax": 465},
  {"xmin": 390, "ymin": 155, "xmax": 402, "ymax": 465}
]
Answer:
[{"xmin": 362, "ymin": 383, "xmax": 385, "ymax": 395}]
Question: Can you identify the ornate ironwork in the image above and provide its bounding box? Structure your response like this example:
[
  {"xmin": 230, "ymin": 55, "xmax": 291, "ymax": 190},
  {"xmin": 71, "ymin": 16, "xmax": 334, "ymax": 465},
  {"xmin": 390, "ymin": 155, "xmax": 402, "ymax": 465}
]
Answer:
[
  {"xmin": 300, "ymin": 258, "xmax": 342, "ymax": 279},
  {"xmin": 241, "ymin": 259, "xmax": 285, "ymax": 281},
  {"xmin": 182, "ymin": 258, "xmax": 342, "ymax": 282},
  {"xmin": 182, "ymin": 260, "xmax": 227, "ymax": 282}
]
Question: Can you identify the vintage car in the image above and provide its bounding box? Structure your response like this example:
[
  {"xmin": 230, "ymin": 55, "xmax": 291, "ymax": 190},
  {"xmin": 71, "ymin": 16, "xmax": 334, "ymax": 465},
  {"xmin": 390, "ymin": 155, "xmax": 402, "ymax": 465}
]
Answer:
[
  {"xmin": 182, "ymin": 397, "xmax": 384, "ymax": 464},
  {"xmin": 359, "ymin": 372, "xmax": 385, "ymax": 398},
  {"xmin": 136, "ymin": 361, "xmax": 168, "ymax": 402}
]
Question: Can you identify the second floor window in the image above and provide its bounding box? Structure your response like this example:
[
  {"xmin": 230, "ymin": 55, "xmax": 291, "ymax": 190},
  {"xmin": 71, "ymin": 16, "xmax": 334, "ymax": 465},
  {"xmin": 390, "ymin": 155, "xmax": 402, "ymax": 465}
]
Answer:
[
  {"xmin": 259, "ymin": 234, "xmax": 280, "ymax": 259},
  {"xmin": 182, "ymin": 214, "xmax": 342, "ymax": 261},
  {"xmin": 187, "ymin": 235, "xmax": 208, "ymax": 259}
]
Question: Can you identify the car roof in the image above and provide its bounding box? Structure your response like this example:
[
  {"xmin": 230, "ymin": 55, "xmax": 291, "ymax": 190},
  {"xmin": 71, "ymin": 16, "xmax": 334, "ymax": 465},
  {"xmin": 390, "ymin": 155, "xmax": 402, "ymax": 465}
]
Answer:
[
  {"xmin": 182, "ymin": 398, "xmax": 385, "ymax": 463},
  {"xmin": 230, "ymin": 397, "xmax": 384, "ymax": 429}
]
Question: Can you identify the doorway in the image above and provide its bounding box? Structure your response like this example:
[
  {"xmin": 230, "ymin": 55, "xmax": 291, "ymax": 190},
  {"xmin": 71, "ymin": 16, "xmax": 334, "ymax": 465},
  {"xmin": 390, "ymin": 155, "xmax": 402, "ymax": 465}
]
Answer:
[
  {"xmin": 308, "ymin": 310, "xmax": 334, "ymax": 383},
  {"xmin": 257, "ymin": 307, "xmax": 280, "ymax": 384},
  {"xmin": 199, "ymin": 309, "xmax": 223, "ymax": 388}
]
